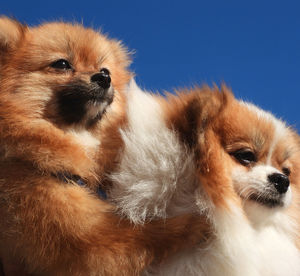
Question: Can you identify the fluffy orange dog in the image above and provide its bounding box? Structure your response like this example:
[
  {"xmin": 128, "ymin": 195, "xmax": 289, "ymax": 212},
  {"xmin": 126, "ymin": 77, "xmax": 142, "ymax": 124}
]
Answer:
[{"xmin": 0, "ymin": 18, "xmax": 208, "ymax": 275}]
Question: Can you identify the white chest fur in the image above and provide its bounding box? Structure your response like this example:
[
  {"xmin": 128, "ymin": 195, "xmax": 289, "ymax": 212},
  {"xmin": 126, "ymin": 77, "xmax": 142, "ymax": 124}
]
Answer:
[
  {"xmin": 145, "ymin": 207, "xmax": 300, "ymax": 276},
  {"xmin": 68, "ymin": 129, "xmax": 100, "ymax": 151},
  {"xmin": 109, "ymin": 81, "xmax": 198, "ymax": 223}
]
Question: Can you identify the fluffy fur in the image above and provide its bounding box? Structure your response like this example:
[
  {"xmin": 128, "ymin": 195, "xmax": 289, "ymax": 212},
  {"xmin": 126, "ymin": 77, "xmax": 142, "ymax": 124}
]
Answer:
[
  {"xmin": 109, "ymin": 81, "xmax": 198, "ymax": 223},
  {"xmin": 0, "ymin": 18, "xmax": 209, "ymax": 275},
  {"xmin": 110, "ymin": 81, "xmax": 300, "ymax": 275}
]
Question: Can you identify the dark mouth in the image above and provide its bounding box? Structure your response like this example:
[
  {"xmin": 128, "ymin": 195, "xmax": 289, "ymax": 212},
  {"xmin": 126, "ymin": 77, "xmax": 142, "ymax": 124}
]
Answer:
[
  {"xmin": 89, "ymin": 92, "xmax": 114, "ymax": 105},
  {"xmin": 55, "ymin": 81, "xmax": 114, "ymax": 125},
  {"xmin": 248, "ymin": 194, "xmax": 283, "ymax": 208}
]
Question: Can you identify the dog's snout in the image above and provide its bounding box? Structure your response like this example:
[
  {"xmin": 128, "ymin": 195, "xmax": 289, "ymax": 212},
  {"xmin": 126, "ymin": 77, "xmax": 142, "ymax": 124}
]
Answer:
[
  {"xmin": 268, "ymin": 173, "xmax": 290, "ymax": 194},
  {"xmin": 91, "ymin": 72, "xmax": 111, "ymax": 89}
]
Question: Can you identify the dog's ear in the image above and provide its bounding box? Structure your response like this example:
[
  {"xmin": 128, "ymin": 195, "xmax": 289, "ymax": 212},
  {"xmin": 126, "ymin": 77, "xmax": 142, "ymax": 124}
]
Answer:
[
  {"xmin": 194, "ymin": 88, "xmax": 238, "ymax": 209},
  {"xmin": 0, "ymin": 17, "xmax": 26, "ymax": 64},
  {"xmin": 195, "ymin": 85, "xmax": 233, "ymax": 164},
  {"xmin": 165, "ymin": 86, "xmax": 233, "ymax": 149}
]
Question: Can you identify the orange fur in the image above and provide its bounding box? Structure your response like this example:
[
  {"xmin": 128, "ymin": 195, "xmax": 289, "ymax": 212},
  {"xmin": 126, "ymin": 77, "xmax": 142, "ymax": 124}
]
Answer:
[
  {"xmin": 0, "ymin": 160, "xmax": 209, "ymax": 275},
  {"xmin": 0, "ymin": 18, "xmax": 209, "ymax": 275},
  {"xmin": 161, "ymin": 86, "xmax": 240, "ymax": 208}
]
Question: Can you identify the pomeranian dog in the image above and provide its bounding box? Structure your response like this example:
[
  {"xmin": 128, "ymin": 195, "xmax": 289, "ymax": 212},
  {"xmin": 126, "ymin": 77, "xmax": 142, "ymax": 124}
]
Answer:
[
  {"xmin": 0, "ymin": 18, "xmax": 209, "ymax": 275},
  {"xmin": 110, "ymin": 81, "xmax": 300, "ymax": 275}
]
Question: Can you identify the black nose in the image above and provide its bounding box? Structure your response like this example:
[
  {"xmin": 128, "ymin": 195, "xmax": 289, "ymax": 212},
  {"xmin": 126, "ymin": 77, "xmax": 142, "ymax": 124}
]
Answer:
[
  {"xmin": 268, "ymin": 173, "xmax": 290, "ymax": 194},
  {"xmin": 91, "ymin": 72, "xmax": 111, "ymax": 89}
]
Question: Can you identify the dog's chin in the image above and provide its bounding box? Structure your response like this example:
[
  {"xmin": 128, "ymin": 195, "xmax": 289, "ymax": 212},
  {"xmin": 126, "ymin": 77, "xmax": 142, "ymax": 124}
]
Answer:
[
  {"xmin": 86, "ymin": 89, "xmax": 114, "ymax": 119},
  {"xmin": 240, "ymin": 189, "xmax": 292, "ymax": 226},
  {"xmin": 248, "ymin": 194, "xmax": 283, "ymax": 208},
  {"xmin": 242, "ymin": 188, "xmax": 292, "ymax": 209}
]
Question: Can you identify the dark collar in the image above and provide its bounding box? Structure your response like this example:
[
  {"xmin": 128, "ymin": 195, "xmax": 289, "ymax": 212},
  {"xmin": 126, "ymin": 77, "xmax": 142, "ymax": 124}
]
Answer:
[{"xmin": 53, "ymin": 172, "xmax": 107, "ymax": 200}]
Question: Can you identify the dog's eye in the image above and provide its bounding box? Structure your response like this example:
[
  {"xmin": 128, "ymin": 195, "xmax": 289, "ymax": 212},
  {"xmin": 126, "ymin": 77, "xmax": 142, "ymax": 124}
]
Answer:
[
  {"xmin": 100, "ymin": 68, "xmax": 110, "ymax": 76},
  {"xmin": 50, "ymin": 59, "xmax": 72, "ymax": 70},
  {"xmin": 230, "ymin": 149, "xmax": 257, "ymax": 166},
  {"xmin": 282, "ymin": 167, "xmax": 291, "ymax": 176}
]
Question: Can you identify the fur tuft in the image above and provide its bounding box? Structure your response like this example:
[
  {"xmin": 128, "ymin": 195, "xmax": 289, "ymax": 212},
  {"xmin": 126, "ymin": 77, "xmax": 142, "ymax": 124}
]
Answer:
[{"xmin": 110, "ymin": 80, "xmax": 198, "ymax": 223}]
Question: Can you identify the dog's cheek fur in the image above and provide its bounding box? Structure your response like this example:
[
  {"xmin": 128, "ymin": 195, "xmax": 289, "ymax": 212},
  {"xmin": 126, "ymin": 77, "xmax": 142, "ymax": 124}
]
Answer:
[
  {"xmin": 286, "ymin": 135, "xmax": 300, "ymax": 250},
  {"xmin": 105, "ymin": 39, "xmax": 132, "ymax": 93}
]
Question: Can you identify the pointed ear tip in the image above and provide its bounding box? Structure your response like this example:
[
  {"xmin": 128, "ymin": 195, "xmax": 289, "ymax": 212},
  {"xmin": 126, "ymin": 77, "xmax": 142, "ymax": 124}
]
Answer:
[
  {"xmin": 0, "ymin": 15, "xmax": 27, "ymax": 31},
  {"xmin": 0, "ymin": 15, "xmax": 12, "ymax": 22},
  {"xmin": 0, "ymin": 16, "xmax": 25, "ymax": 47},
  {"xmin": 0, "ymin": 16, "xmax": 20, "ymax": 27},
  {"xmin": 219, "ymin": 84, "xmax": 234, "ymax": 99}
]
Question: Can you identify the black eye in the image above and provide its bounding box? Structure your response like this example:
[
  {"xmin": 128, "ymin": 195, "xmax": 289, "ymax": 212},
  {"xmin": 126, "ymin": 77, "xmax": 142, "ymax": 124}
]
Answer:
[
  {"xmin": 282, "ymin": 167, "xmax": 291, "ymax": 176},
  {"xmin": 230, "ymin": 149, "xmax": 257, "ymax": 166},
  {"xmin": 50, "ymin": 59, "xmax": 72, "ymax": 70},
  {"xmin": 100, "ymin": 68, "xmax": 110, "ymax": 76}
]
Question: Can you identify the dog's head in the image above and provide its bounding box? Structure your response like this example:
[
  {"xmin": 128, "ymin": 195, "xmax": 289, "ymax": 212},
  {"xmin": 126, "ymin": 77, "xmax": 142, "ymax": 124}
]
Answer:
[
  {"xmin": 166, "ymin": 86, "xmax": 300, "ymax": 216},
  {"xmin": 0, "ymin": 17, "xmax": 131, "ymax": 128},
  {"xmin": 215, "ymin": 97, "xmax": 300, "ymax": 212}
]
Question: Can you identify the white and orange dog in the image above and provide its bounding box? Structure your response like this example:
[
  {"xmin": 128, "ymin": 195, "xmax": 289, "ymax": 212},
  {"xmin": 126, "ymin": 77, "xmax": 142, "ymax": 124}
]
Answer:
[{"xmin": 110, "ymin": 80, "xmax": 300, "ymax": 276}]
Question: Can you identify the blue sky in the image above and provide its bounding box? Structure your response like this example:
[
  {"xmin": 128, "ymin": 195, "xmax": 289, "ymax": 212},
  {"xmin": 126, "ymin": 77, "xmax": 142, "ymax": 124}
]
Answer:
[{"xmin": 2, "ymin": 0, "xmax": 300, "ymax": 130}]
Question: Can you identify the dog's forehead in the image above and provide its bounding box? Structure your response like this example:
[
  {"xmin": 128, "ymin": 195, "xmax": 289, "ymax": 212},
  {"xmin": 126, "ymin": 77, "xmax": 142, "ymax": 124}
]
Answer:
[
  {"xmin": 239, "ymin": 102, "xmax": 297, "ymax": 163},
  {"xmin": 220, "ymin": 101, "xmax": 275, "ymax": 150},
  {"xmin": 220, "ymin": 100, "xmax": 294, "ymax": 161},
  {"xmin": 26, "ymin": 23, "xmax": 109, "ymax": 65}
]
